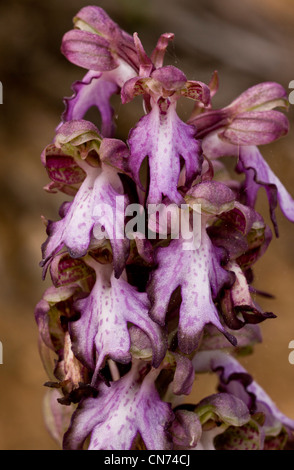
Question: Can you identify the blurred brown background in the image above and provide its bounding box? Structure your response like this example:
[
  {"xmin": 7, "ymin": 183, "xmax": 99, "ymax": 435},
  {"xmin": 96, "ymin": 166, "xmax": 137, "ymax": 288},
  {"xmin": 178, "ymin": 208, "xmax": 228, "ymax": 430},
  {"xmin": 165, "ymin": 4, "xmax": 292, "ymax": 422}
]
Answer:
[{"xmin": 0, "ymin": 0, "xmax": 294, "ymax": 450}]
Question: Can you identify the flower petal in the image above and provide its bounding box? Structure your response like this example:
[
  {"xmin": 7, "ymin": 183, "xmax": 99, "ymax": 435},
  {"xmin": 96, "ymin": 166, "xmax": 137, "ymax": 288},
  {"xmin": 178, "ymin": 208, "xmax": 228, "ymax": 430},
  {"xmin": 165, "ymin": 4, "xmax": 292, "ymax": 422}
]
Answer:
[
  {"xmin": 150, "ymin": 33, "xmax": 175, "ymax": 69},
  {"xmin": 72, "ymin": 6, "xmax": 138, "ymax": 70},
  {"xmin": 54, "ymin": 120, "xmax": 101, "ymax": 152},
  {"xmin": 185, "ymin": 181, "xmax": 235, "ymax": 215},
  {"xmin": 220, "ymin": 261, "xmax": 275, "ymax": 330},
  {"xmin": 63, "ymin": 363, "xmax": 173, "ymax": 450},
  {"xmin": 181, "ymin": 80, "xmax": 211, "ymax": 105},
  {"xmin": 189, "ymin": 81, "xmax": 288, "ymax": 138},
  {"xmin": 171, "ymin": 353, "xmax": 194, "ymax": 396},
  {"xmin": 99, "ymin": 138, "xmax": 131, "ymax": 174},
  {"xmin": 43, "ymin": 388, "xmax": 75, "ymax": 447},
  {"xmin": 49, "ymin": 252, "xmax": 94, "ymax": 287},
  {"xmin": 35, "ymin": 284, "xmax": 80, "ymax": 353},
  {"xmin": 151, "ymin": 66, "xmax": 187, "ymax": 91},
  {"xmin": 73, "ymin": 6, "xmax": 124, "ymax": 39},
  {"xmin": 61, "ymin": 30, "xmax": 118, "ymax": 72},
  {"xmin": 195, "ymin": 392, "xmax": 250, "ymax": 428},
  {"xmin": 169, "ymin": 410, "xmax": 202, "ymax": 449},
  {"xmin": 147, "ymin": 227, "xmax": 235, "ymax": 354},
  {"xmin": 42, "ymin": 163, "xmax": 129, "ymax": 278},
  {"xmin": 237, "ymin": 145, "xmax": 294, "ymax": 234},
  {"xmin": 42, "ymin": 145, "xmax": 86, "ymax": 187},
  {"xmin": 214, "ymin": 420, "xmax": 262, "ymax": 450},
  {"xmin": 202, "ymin": 134, "xmax": 294, "ymax": 235},
  {"xmin": 62, "ymin": 71, "xmax": 119, "ymax": 137},
  {"xmin": 193, "ymin": 350, "xmax": 294, "ymax": 431},
  {"xmin": 219, "ymin": 110, "xmax": 289, "ymax": 146},
  {"xmin": 227, "ymin": 82, "xmax": 288, "ymax": 114},
  {"xmin": 200, "ymin": 323, "xmax": 262, "ymax": 352},
  {"xmin": 70, "ymin": 260, "xmax": 167, "ymax": 371},
  {"xmin": 128, "ymin": 102, "xmax": 202, "ymax": 204}
]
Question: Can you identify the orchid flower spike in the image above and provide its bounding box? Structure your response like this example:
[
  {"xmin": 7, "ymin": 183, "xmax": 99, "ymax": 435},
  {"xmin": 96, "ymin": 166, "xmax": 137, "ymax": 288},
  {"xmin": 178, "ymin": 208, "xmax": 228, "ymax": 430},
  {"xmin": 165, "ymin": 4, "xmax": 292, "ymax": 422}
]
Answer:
[{"xmin": 36, "ymin": 6, "xmax": 294, "ymax": 451}]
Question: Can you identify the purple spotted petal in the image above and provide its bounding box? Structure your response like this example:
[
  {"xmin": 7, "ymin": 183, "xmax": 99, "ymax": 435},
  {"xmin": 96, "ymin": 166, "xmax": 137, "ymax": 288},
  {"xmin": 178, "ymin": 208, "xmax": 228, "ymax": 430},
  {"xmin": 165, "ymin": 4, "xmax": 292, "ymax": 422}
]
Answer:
[
  {"xmin": 63, "ymin": 363, "xmax": 173, "ymax": 450},
  {"xmin": 128, "ymin": 101, "xmax": 202, "ymax": 204},
  {"xmin": 41, "ymin": 163, "xmax": 129, "ymax": 278},
  {"xmin": 264, "ymin": 430, "xmax": 289, "ymax": 450},
  {"xmin": 62, "ymin": 71, "xmax": 119, "ymax": 137},
  {"xmin": 70, "ymin": 260, "xmax": 167, "ymax": 372},
  {"xmin": 41, "ymin": 166, "xmax": 97, "ymax": 260},
  {"xmin": 147, "ymin": 226, "xmax": 235, "ymax": 354}
]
